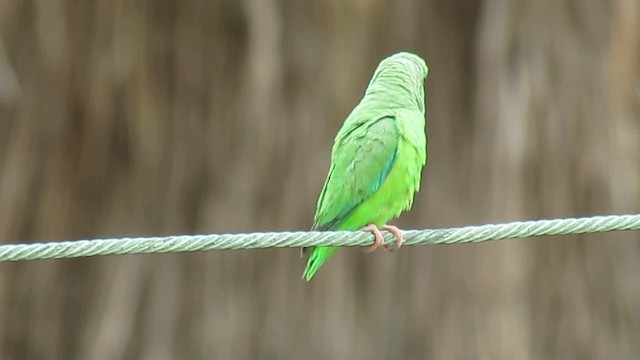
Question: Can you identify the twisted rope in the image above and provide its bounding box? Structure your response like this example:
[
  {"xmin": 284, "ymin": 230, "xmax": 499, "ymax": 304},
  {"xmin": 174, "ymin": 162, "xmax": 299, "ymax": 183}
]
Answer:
[{"xmin": 0, "ymin": 214, "xmax": 638, "ymax": 262}]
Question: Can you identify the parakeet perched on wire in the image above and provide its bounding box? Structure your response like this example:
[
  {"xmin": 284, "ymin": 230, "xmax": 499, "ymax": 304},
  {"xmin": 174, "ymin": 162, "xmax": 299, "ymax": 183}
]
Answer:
[{"xmin": 302, "ymin": 51, "xmax": 429, "ymax": 281}]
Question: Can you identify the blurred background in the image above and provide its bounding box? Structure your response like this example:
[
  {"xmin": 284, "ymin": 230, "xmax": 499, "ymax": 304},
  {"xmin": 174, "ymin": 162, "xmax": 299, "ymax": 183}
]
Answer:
[{"xmin": 1, "ymin": 0, "xmax": 639, "ymax": 359}]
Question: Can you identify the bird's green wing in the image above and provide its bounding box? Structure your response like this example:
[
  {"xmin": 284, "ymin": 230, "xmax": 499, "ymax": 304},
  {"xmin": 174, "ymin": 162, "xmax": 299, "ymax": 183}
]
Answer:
[
  {"xmin": 312, "ymin": 114, "xmax": 399, "ymax": 231},
  {"xmin": 302, "ymin": 114, "xmax": 400, "ymax": 281}
]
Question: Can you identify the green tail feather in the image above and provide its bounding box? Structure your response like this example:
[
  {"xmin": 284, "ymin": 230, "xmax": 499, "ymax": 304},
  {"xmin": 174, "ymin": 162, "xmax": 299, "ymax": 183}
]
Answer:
[{"xmin": 302, "ymin": 246, "xmax": 339, "ymax": 281}]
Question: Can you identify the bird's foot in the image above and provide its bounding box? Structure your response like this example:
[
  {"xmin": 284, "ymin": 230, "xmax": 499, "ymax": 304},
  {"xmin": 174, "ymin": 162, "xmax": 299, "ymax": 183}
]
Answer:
[
  {"xmin": 361, "ymin": 224, "xmax": 404, "ymax": 252},
  {"xmin": 382, "ymin": 225, "xmax": 404, "ymax": 250}
]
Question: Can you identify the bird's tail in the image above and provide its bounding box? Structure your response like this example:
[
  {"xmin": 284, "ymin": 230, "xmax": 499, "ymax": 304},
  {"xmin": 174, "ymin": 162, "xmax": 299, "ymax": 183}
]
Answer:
[{"xmin": 302, "ymin": 246, "xmax": 339, "ymax": 281}]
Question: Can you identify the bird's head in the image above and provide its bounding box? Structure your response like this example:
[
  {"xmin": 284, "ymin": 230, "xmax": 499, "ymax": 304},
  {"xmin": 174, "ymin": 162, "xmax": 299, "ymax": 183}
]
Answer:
[
  {"xmin": 366, "ymin": 52, "xmax": 429, "ymax": 111},
  {"xmin": 371, "ymin": 52, "xmax": 428, "ymax": 83}
]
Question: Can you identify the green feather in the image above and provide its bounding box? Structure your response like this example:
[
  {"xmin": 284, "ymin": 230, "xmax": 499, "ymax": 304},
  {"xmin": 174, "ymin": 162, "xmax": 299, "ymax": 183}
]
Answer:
[{"xmin": 303, "ymin": 52, "xmax": 429, "ymax": 281}]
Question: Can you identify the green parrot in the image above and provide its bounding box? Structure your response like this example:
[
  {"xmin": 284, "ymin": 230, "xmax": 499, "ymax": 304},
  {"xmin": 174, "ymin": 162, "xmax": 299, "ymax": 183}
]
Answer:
[{"xmin": 302, "ymin": 51, "xmax": 429, "ymax": 281}]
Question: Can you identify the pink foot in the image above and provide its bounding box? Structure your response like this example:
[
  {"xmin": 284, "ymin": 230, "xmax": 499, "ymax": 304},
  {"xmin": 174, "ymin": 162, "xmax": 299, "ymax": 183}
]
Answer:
[
  {"xmin": 360, "ymin": 224, "xmax": 404, "ymax": 252},
  {"xmin": 382, "ymin": 225, "xmax": 404, "ymax": 250}
]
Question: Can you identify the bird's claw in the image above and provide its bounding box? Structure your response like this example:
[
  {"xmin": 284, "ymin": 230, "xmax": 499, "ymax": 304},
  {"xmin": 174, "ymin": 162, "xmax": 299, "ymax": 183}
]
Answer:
[
  {"xmin": 382, "ymin": 225, "xmax": 404, "ymax": 250},
  {"xmin": 361, "ymin": 224, "xmax": 404, "ymax": 252}
]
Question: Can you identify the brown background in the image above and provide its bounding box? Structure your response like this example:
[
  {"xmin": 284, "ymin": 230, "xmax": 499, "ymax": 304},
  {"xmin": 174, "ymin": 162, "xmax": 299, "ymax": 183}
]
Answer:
[{"xmin": 1, "ymin": 0, "xmax": 639, "ymax": 359}]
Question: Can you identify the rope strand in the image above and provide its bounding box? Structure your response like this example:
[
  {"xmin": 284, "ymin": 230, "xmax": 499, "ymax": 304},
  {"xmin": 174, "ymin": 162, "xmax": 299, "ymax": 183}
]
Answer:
[{"xmin": 0, "ymin": 214, "xmax": 638, "ymax": 262}]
